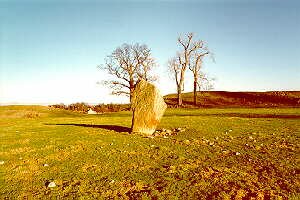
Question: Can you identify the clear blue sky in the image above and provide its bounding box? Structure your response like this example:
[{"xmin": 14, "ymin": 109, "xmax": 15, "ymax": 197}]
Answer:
[{"xmin": 1, "ymin": 0, "xmax": 299, "ymax": 104}]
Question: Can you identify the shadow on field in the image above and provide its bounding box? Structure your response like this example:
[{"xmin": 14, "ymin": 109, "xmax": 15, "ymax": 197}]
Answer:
[
  {"xmin": 45, "ymin": 123, "xmax": 131, "ymax": 133},
  {"xmin": 165, "ymin": 113, "xmax": 300, "ymax": 119}
]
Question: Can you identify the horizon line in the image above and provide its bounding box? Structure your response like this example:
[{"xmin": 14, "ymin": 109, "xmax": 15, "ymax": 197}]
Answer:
[{"xmin": 1, "ymin": 90, "xmax": 299, "ymax": 106}]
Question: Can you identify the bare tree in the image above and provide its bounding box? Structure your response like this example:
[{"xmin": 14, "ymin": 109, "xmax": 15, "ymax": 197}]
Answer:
[
  {"xmin": 189, "ymin": 42, "xmax": 210, "ymax": 105},
  {"xmin": 100, "ymin": 43, "xmax": 156, "ymax": 103},
  {"xmin": 170, "ymin": 33, "xmax": 203, "ymax": 106},
  {"xmin": 197, "ymin": 71, "xmax": 215, "ymax": 92},
  {"xmin": 168, "ymin": 57, "xmax": 182, "ymax": 105}
]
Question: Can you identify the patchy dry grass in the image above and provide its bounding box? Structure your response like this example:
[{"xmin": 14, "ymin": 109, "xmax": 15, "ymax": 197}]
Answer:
[{"xmin": 0, "ymin": 106, "xmax": 299, "ymax": 199}]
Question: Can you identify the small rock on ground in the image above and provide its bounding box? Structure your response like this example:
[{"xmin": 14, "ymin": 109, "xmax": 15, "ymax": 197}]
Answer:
[
  {"xmin": 153, "ymin": 127, "xmax": 186, "ymax": 137},
  {"xmin": 47, "ymin": 181, "xmax": 56, "ymax": 188}
]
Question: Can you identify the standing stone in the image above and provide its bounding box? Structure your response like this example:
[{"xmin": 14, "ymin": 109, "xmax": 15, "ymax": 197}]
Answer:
[{"xmin": 131, "ymin": 79, "xmax": 167, "ymax": 135}]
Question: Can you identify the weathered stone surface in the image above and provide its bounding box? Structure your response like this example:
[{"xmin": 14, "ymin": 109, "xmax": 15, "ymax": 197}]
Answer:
[{"xmin": 131, "ymin": 79, "xmax": 167, "ymax": 135}]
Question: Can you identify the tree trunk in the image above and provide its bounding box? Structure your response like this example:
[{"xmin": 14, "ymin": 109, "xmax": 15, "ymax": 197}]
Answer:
[
  {"xmin": 177, "ymin": 71, "xmax": 185, "ymax": 107},
  {"xmin": 129, "ymin": 90, "xmax": 133, "ymax": 103},
  {"xmin": 193, "ymin": 79, "xmax": 197, "ymax": 106},
  {"xmin": 129, "ymin": 79, "xmax": 134, "ymax": 104},
  {"xmin": 177, "ymin": 86, "xmax": 182, "ymax": 107}
]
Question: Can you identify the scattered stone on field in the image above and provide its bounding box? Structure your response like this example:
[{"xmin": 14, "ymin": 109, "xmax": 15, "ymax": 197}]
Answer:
[
  {"xmin": 110, "ymin": 180, "xmax": 115, "ymax": 184},
  {"xmin": 222, "ymin": 150, "xmax": 228, "ymax": 154},
  {"xmin": 193, "ymin": 139, "xmax": 200, "ymax": 143},
  {"xmin": 229, "ymin": 129, "xmax": 233, "ymax": 132},
  {"xmin": 47, "ymin": 181, "xmax": 56, "ymax": 188},
  {"xmin": 235, "ymin": 152, "xmax": 241, "ymax": 155},
  {"xmin": 291, "ymin": 147, "xmax": 295, "ymax": 151},
  {"xmin": 0, "ymin": 160, "xmax": 5, "ymax": 165},
  {"xmin": 150, "ymin": 145, "xmax": 159, "ymax": 149},
  {"xmin": 175, "ymin": 127, "xmax": 186, "ymax": 132},
  {"xmin": 153, "ymin": 127, "xmax": 186, "ymax": 137},
  {"xmin": 43, "ymin": 163, "xmax": 49, "ymax": 167},
  {"xmin": 184, "ymin": 140, "xmax": 191, "ymax": 145},
  {"xmin": 202, "ymin": 137, "xmax": 209, "ymax": 142},
  {"xmin": 131, "ymin": 79, "xmax": 167, "ymax": 135},
  {"xmin": 209, "ymin": 141, "xmax": 214, "ymax": 146},
  {"xmin": 249, "ymin": 136, "xmax": 254, "ymax": 140},
  {"xmin": 153, "ymin": 129, "xmax": 171, "ymax": 137}
]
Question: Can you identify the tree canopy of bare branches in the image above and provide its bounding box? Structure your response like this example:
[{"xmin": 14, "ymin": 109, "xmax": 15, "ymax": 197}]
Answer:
[
  {"xmin": 169, "ymin": 33, "xmax": 204, "ymax": 106},
  {"xmin": 197, "ymin": 71, "xmax": 215, "ymax": 92},
  {"xmin": 169, "ymin": 32, "xmax": 214, "ymax": 106},
  {"xmin": 100, "ymin": 43, "xmax": 156, "ymax": 103},
  {"xmin": 189, "ymin": 40, "xmax": 211, "ymax": 105}
]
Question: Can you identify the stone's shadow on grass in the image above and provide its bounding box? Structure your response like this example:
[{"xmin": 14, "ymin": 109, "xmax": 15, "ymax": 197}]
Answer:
[
  {"xmin": 165, "ymin": 113, "xmax": 300, "ymax": 119},
  {"xmin": 45, "ymin": 123, "xmax": 131, "ymax": 133}
]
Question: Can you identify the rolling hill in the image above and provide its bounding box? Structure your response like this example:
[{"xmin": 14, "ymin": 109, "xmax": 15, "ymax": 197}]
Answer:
[{"xmin": 164, "ymin": 91, "xmax": 300, "ymax": 108}]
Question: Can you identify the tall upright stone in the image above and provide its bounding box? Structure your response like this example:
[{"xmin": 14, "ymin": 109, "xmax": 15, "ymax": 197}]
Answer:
[{"xmin": 131, "ymin": 79, "xmax": 167, "ymax": 135}]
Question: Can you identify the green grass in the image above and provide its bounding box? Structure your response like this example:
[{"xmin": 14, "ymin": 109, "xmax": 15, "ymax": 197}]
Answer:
[{"xmin": 0, "ymin": 106, "xmax": 299, "ymax": 199}]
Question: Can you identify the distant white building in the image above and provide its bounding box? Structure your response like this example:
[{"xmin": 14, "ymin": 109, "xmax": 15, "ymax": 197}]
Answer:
[{"xmin": 87, "ymin": 108, "xmax": 97, "ymax": 114}]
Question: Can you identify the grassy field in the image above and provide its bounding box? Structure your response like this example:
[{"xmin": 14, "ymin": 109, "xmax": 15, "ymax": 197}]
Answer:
[{"xmin": 0, "ymin": 106, "xmax": 299, "ymax": 199}]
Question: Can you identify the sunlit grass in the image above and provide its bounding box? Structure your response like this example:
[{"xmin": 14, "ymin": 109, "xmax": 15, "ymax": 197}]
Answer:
[{"xmin": 0, "ymin": 106, "xmax": 299, "ymax": 199}]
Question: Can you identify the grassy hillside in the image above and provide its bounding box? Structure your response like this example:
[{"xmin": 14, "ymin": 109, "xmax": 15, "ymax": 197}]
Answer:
[
  {"xmin": 0, "ymin": 106, "xmax": 299, "ymax": 199},
  {"xmin": 164, "ymin": 91, "xmax": 300, "ymax": 108}
]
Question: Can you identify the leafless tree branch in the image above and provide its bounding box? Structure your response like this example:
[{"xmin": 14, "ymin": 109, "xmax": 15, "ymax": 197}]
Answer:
[{"xmin": 99, "ymin": 43, "xmax": 157, "ymax": 103}]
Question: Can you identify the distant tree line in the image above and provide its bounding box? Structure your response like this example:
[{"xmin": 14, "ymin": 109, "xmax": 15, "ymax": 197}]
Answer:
[
  {"xmin": 93, "ymin": 104, "xmax": 130, "ymax": 113},
  {"xmin": 49, "ymin": 103, "xmax": 130, "ymax": 113},
  {"xmin": 49, "ymin": 103, "xmax": 89, "ymax": 113}
]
